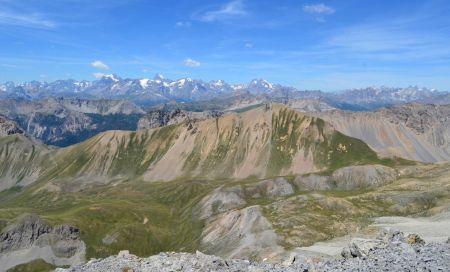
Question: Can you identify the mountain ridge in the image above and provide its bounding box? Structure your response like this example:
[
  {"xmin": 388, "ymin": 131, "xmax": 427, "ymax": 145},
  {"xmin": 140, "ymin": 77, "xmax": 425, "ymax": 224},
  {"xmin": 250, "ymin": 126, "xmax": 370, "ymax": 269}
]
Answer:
[{"xmin": 2, "ymin": 75, "xmax": 449, "ymax": 109}]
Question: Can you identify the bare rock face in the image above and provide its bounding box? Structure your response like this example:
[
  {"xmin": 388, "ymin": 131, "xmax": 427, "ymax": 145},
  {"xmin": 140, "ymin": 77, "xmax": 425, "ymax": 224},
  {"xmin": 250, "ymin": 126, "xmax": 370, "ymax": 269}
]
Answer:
[
  {"xmin": 245, "ymin": 178, "xmax": 294, "ymax": 198},
  {"xmin": 332, "ymin": 165, "xmax": 397, "ymax": 190},
  {"xmin": 138, "ymin": 109, "xmax": 223, "ymax": 130},
  {"xmin": 0, "ymin": 115, "xmax": 23, "ymax": 136},
  {"xmin": 293, "ymin": 175, "xmax": 334, "ymax": 191},
  {"xmin": 200, "ymin": 205, "xmax": 284, "ymax": 260},
  {"xmin": 293, "ymin": 165, "xmax": 397, "ymax": 191},
  {"xmin": 0, "ymin": 214, "xmax": 85, "ymax": 271},
  {"xmin": 195, "ymin": 186, "xmax": 247, "ymax": 220},
  {"xmin": 0, "ymin": 98, "xmax": 144, "ymax": 147},
  {"xmin": 313, "ymin": 103, "xmax": 450, "ymax": 162}
]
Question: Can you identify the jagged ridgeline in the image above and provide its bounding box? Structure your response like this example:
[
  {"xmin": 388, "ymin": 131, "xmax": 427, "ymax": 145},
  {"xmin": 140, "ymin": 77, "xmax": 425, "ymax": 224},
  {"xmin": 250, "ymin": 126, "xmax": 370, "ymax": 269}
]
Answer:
[{"xmin": 37, "ymin": 104, "xmax": 382, "ymax": 184}]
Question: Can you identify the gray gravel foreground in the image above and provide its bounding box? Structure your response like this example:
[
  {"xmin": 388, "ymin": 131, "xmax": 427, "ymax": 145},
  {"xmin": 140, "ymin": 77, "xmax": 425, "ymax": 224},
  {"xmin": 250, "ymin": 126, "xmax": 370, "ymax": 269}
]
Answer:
[
  {"xmin": 56, "ymin": 244, "xmax": 450, "ymax": 272},
  {"xmin": 57, "ymin": 234, "xmax": 450, "ymax": 272}
]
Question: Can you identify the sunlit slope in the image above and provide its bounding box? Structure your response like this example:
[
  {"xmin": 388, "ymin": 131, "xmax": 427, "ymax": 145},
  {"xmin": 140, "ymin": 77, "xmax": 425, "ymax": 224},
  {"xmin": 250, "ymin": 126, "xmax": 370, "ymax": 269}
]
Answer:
[
  {"xmin": 0, "ymin": 135, "xmax": 55, "ymax": 191},
  {"xmin": 44, "ymin": 104, "xmax": 382, "ymax": 185}
]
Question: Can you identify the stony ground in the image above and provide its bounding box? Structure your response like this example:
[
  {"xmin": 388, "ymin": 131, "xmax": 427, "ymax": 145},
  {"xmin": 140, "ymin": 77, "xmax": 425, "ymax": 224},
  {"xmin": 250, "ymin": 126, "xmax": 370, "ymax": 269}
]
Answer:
[{"xmin": 57, "ymin": 230, "xmax": 450, "ymax": 272}]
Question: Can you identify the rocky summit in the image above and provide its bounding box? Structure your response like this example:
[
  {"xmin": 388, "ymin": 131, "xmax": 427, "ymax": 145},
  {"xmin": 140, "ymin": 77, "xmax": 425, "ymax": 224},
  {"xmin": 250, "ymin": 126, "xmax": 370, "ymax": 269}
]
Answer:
[{"xmin": 56, "ymin": 230, "xmax": 450, "ymax": 272}]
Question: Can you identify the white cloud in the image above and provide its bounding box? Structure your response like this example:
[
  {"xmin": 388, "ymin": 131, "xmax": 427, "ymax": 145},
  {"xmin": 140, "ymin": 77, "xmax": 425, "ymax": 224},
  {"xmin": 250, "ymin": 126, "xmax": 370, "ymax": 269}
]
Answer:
[
  {"xmin": 0, "ymin": 11, "xmax": 56, "ymax": 28},
  {"xmin": 93, "ymin": 72, "xmax": 105, "ymax": 79},
  {"xmin": 198, "ymin": 0, "xmax": 247, "ymax": 22},
  {"xmin": 91, "ymin": 60, "xmax": 109, "ymax": 70},
  {"xmin": 184, "ymin": 58, "xmax": 201, "ymax": 67},
  {"xmin": 303, "ymin": 3, "xmax": 335, "ymax": 14},
  {"xmin": 176, "ymin": 21, "xmax": 191, "ymax": 28}
]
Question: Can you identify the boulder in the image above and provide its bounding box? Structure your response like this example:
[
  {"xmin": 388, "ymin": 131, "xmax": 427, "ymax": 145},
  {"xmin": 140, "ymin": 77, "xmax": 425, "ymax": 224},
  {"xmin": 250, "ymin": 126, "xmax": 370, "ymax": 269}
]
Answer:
[{"xmin": 341, "ymin": 238, "xmax": 385, "ymax": 258}]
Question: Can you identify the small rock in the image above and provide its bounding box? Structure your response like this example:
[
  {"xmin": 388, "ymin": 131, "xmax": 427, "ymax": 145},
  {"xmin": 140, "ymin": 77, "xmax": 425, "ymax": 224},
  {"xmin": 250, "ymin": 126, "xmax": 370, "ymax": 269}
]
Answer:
[
  {"xmin": 118, "ymin": 250, "xmax": 131, "ymax": 258},
  {"xmin": 406, "ymin": 234, "xmax": 425, "ymax": 246}
]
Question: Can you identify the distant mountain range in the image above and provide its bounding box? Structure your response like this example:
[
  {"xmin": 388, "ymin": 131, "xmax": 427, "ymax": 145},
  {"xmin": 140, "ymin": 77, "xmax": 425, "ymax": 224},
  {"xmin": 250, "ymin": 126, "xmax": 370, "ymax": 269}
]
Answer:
[
  {"xmin": 1, "ymin": 74, "xmax": 449, "ymax": 110},
  {"xmin": 0, "ymin": 97, "xmax": 144, "ymax": 146}
]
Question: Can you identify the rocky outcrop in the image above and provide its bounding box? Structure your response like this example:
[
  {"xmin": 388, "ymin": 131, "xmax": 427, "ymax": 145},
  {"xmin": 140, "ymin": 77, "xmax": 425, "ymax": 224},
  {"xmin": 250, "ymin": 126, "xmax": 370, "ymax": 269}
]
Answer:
[
  {"xmin": 0, "ymin": 214, "xmax": 85, "ymax": 271},
  {"xmin": 294, "ymin": 165, "xmax": 397, "ymax": 191},
  {"xmin": 245, "ymin": 178, "xmax": 294, "ymax": 198},
  {"xmin": 293, "ymin": 174, "xmax": 334, "ymax": 191},
  {"xmin": 200, "ymin": 205, "xmax": 284, "ymax": 260},
  {"xmin": 56, "ymin": 230, "xmax": 450, "ymax": 272},
  {"xmin": 137, "ymin": 109, "xmax": 223, "ymax": 130},
  {"xmin": 0, "ymin": 115, "xmax": 23, "ymax": 136},
  {"xmin": 195, "ymin": 186, "xmax": 247, "ymax": 219},
  {"xmin": 341, "ymin": 228, "xmax": 425, "ymax": 259},
  {"xmin": 341, "ymin": 238, "xmax": 386, "ymax": 258},
  {"xmin": 332, "ymin": 165, "xmax": 397, "ymax": 190}
]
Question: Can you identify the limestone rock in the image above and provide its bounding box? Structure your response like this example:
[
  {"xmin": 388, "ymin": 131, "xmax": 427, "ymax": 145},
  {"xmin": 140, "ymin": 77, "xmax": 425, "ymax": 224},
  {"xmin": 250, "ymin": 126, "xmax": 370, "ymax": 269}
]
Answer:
[
  {"xmin": 332, "ymin": 165, "xmax": 397, "ymax": 190},
  {"xmin": 0, "ymin": 115, "xmax": 23, "ymax": 136},
  {"xmin": 245, "ymin": 178, "xmax": 294, "ymax": 198},
  {"xmin": 195, "ymin": 186, "xmax": 246, "ymax": 219},
  {"xmin": 341, "ymin": 238, "xmax": 385, "ymax": 258},
  {"xmin": 0, "ymin": 214, "xmax": 86, "ymax": 271},
  {"xmin": 377, "ymin": 228, "xmax": 405, "ymax": 243},
  {"xmin": 293, "ymin": 175, "xmax": 334, "ymax": 191},
  {"xmin": 138, "ymin": 109, "xmax": 222, "ymax": 130},
  {"xmin": 200, "ymin": 205, "xmax": 283, "ymax": 260}
]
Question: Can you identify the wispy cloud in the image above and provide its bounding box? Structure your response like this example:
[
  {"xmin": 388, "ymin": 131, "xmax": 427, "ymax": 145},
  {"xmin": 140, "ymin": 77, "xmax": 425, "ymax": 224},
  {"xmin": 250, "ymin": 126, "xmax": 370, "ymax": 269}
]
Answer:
[
  {"xmin": 91, "ymin": 60, "xmax": 109, "ymax": 70},
  {"xmin": 184, "ymin": 58, "xmax": 201, "ymax": 67},
  {"xmin": 175, "ymin": 21, "xmax": 191, "ymax": 28},
  {"xmin": 0, "ymin": 11, "xmax": 56, "ymax": 28},
  {"xmin": 303, "ymin": 3, "xmax": 335, "ymax": 14},
  {"xmin": 245, "ymin": 42, "xmax": 254, "ymax": 48},
  {"xmin": 196, "ymin": 0, "xmax": 247, "ymax": 22},
  {"xmin": 324, "ymin": 20, "xmax": 450, "ymax": 61}
]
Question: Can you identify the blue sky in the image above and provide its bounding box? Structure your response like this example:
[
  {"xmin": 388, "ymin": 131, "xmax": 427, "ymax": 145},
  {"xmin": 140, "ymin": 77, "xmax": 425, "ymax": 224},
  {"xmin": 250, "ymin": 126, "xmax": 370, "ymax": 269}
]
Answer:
[{"xmin": 0, "ymin": 0, "xmax": 450, "ymax": 91}]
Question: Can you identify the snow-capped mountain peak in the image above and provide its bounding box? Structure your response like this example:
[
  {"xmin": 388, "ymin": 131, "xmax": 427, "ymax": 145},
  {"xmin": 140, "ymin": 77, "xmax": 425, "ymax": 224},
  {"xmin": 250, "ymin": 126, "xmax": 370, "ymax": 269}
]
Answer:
[
  {"xmin": 102, "ymin": 74, "xmax": 120, "ymax": 82},
  {"xmin": 139, "ymin": 79, "xmax": 150, "ymax": 89}
]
